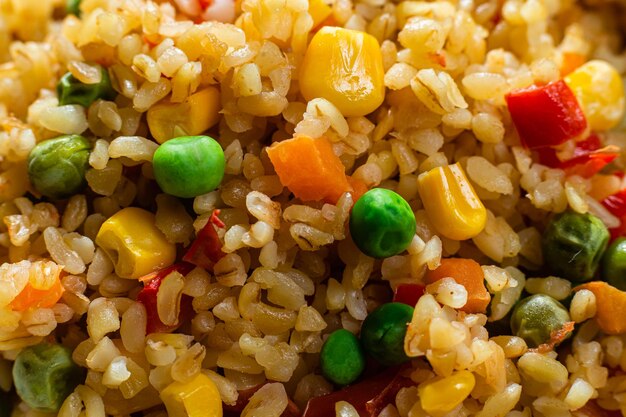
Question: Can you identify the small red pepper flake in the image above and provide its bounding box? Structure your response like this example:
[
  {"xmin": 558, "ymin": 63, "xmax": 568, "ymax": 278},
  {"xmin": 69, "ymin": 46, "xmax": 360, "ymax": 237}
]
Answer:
[
  {"xmin": 536, "ymin": 135, "xmax": 618, "ymax": 178},
  {"xmin": 602, "ymin": 189, "xmax": 626, "ymax": 218},
  {"xmin": 601, "ymin": 190, "xmax": 626, "ymax": 241},
  {"xmin": 209, "ymin": 209, "xmax": 226, "ymax": 228},
  {"xmin": 182, "ymin": 210, "xmax": 226, "ymax": 271},
  {"xmin": 136, "ymin": 262, "xmax": 195, "ymax": 334},
  {"xmin": 223, "ymin": 384, "xmax": 301, "ymax": 417},
  {"xmin": 506, "ymin": 80, "xmax": 587, "ymax": 149},
  {"xmin": 302, "ymin": 366, "xmax": 411, "ymax": 417},
  {"xmin": 392, "ymin": 284, "xmax": 425, "ymax": 307}
]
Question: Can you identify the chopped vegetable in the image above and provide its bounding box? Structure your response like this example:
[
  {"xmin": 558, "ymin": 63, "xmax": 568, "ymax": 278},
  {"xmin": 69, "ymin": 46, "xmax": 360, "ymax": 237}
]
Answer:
[
  {"xmin": 27, "ymin": 135, "xmax": 91, "ymax": 200},
  {"xmin": 537, "ymin": 135, "xmax": 619, "ymax": 179},
  {"xmin": 347, "ymin": 176, "xmax": 368, "ymax": 203},
  {"xmin": 95, "ymin": 207, "xmax": 177, "ymax": 279},
  {"xmin": 417, "ymin": 163, "xmax": 487, "ymax": 240},
  {"xmin": 153, "ymin": 135, "xmax": 225, "ymax": 198},
  {"xmin": 66, "ymin": 0, "xmax": 81, "ymax": 15},
  {"xmin": 360, "ymin": 302, "xmax": 414, "ymax": 366},
  {"xmin": 182, "ymin": 210, "xmax": 226, "ymax": 271},
  {"xmin": 542, "ymin": 211, "xmax": 609, "ymax": 282},
  {"xmin": 349, "ymin": 188, "xmax": 416, "ymax": 258},
  {"xmin": 12, "ymin": 343, "xmax": 83, "ymax": 413},
  {"xmin": 137, "ymin": 263, "xmax": 195, "ymax": 334},
  {"xmin": 302, "ymin": 367, "xmax": 412, "ymax": 417},
  {"xmin": 602, "ymin": 189, "xmax": 626, "ymax": 218},
  {"xmin": 392, "ymin": 283, "xmax": 425, "ymax": 307},
  {"xmin": 424, "ymin": 258, "xmax": 490, "ymax": 313},
  {"xmin": 300, "ymin": 27, "xmax": 385, "ymax": 116},
  {"xmin": 57, "ymin": 67, "xmax": 115, "ymax": 108},
  {"xmin": 10, "ymin": 271, "xmax": 64, "ymax": 312},
  {"xmin": 564, "ymin": 60, "xmax": 625, "ymax": 131},
  {"xmin": 560, "ymin": 52, "xmax": 586, "ymax": 77},
  {"xmin": 505, "ymin": 80, "xmax": 587, "ymax": 149},
  {"xmin": 418, "ymin": 371, "xmax": 475, "ymax": 417},
  {"xmin": 575, "ymin": 281, "xmax": 626, "ymax": 334},
  {"xmin": 160, "ymin": 373, "xmax": 223, "ymax": 417},
  {"xmin": 510, "ymin": 294, "xmax": 572, "ymax": 348},
  {"xmin": 308, "ymin": 0, "xmax": 333, "ymax": 29},
  {"xmin": 266, "ymin": 135, "xmax": 352, "ymax": 204},
  {"xmin": 601, "ymin": 237, "xmax": 626, "ymax": 291},
  {"xmin": 320, "ymin": 329, "xmax": 366, "ymax": 386},
  {"xmin": 147, "ymin": 88, "xmax": 221, "ymax": 144}
]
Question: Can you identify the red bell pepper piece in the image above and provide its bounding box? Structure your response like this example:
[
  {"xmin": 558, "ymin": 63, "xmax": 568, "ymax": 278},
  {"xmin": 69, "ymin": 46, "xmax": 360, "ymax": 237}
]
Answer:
[
  {"xmin": 506, "ymin": 80, "xmax": 587, "ymax": 149},
  {"xmin": 392, "ymin": 284, "xmax": 425, "ymax": 307},
  {"xmin": 602, "ymin": 189, "xmax": 626, "ymax": 218},
  {"xmin": 223, "ymin": 384, "xmax": 301, "ymax": 417},
  {"xmin": 136, "ymin": 262, "xmax": 195, "ymax": 334},
  {"xmin": 302, "ymin": 367, "xmax": 412, "ymax": 417},
  {"xmin": 601, "ymin": 190, "xmax": 626, "ymax": 241},
  {"xmin": 182, "ymin": 210, "xmax": 226, "ymax": 271},
  {"xmin": 536, "ymin": 135, "xmax": 618, "ymax": 178},
  {"xmin": 561, "ymin": 149, "xmax": 618, "ymax": 178}
]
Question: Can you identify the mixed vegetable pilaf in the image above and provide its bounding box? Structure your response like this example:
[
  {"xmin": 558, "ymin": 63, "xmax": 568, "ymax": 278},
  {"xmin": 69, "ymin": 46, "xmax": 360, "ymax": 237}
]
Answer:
[{"xmin": 1, "ymin": 0, "xmax": 626, "ymax": 416}]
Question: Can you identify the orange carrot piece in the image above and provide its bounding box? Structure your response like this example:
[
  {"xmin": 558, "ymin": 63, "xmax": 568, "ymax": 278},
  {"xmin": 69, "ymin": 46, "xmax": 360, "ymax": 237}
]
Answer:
[
  {"xmin": 424, "ymin": 258, "xmax": 490, "ymax": 313},
  {"xmin": 575, "ymin": 281, "xmax": 626, "ymax": 335},
  {"xmin": 266, "ymin": 135, "xmax": 352, "ymax": 204},
  {"xmin": 10, "ymin": 278, "xmax": 64, "ymax": 312},
  {"xmin": 561, "ymin": 52, "xmax": 586, "ymax": 77},
  {"xmin": 347, "ymin": 176, "xmax": 368, "ymax": 203}
]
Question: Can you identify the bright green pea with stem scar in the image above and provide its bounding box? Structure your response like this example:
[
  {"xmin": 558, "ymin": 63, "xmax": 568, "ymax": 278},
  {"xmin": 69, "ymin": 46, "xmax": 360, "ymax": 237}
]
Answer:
[
  {"xmin": 27, "ymin": 134, "xmax": 91, "ymax": 200},
  {"xmin": 152, "ymin": 135, "xmax": 225, "ymax": 198},
  {"xmin": 349, "ymin": 188, "xmax": 416, "ymax": 258},
  {"xmin": 12, "ymin": 343, "xmax": 83, "ymax": 413},
  {"xmin": 320, "ymin": 329, "xmax": 366, "ymax": 386},
  {"xmin": 602, "ymin": 237, "xmax": 626, "ymax": 291},
  {"xmin": 360, "ymin": 302, "xmax": 414, "ymax": 366}
]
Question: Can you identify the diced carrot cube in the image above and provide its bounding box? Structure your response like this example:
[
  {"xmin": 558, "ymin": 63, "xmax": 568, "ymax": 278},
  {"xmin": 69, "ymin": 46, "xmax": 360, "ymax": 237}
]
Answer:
[{"xmin": 424, "ymin": 258, "xmax": 490, "ymax": 313}]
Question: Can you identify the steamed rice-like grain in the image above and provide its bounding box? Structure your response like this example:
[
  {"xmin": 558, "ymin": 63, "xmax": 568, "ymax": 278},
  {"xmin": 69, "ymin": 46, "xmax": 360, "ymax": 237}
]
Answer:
[{"xmin": 1, "ymin": 0, "xmax": 626, "ymax": 415}]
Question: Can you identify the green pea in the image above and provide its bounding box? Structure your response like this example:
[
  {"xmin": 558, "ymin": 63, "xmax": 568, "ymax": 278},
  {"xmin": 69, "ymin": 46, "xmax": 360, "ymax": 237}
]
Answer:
[
  {"xmin": 66, "ymin": 0, "xmax": 81, "ymax": 16},
  {"xmin": 152, "ymin": 135, "xmax": 225, "ymax": 198},
  {"xmin": 12, "ymin": 343, "xmax": 83, "ymax": 413},
  {"xmin": 510, "ymin": 294, "xmax": 571, "ymax": 348},
  {"xmin": 602, "ymin": 237, "xmax": 626, "ymax": 291},
  {"xmin": 320, "ymin": 329, "xmax": 365, "ymax": 386},
  {"xmin": 57, "ymin": 67, "xmax": 115, "ymax": 108},
  {"xmin": 542, "ymin": 211, "xmax": 609, "ymax": 282},
  {"xmin": 28, "ymin": 135, "xmax": 91, "ymax": 200},
  {"xmin": 349, "ymin": 188, "xmax": 416, "ymax": 258},
  {"xmin": 360, "ymin": 302, "xmax": 414, "ymax": 366}
]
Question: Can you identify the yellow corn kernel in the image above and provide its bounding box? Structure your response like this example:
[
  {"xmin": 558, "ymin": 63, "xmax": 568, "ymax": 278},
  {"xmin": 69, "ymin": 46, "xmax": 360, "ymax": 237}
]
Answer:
[
  {"xmin": 160, "ymin": 373, "xmax": 223, "ymax": 417},
  {"xmin": 417, "ymin": 163, "xmax": 487, "ymax": 240},
  {"xmin": 147, "ymin": 87, "xmax": 221, "ymax": 144},
  {"xmin": 308, "ymin": 0, "xmax": 332, "ymax": 28},
  {"xmin": 564, "ymin": 60, "xmax": 625, "ymax": 131},
  {"xmin": 299, "ymin": 27, "xmax": 385, "ymax": 117},
  {"xmin": 418, "ymin": 370, "xmax": 475, "ymax": 417},
  {"xmin": 95, "ymin": 207, "xmax": 176, "ymax": 279}
]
